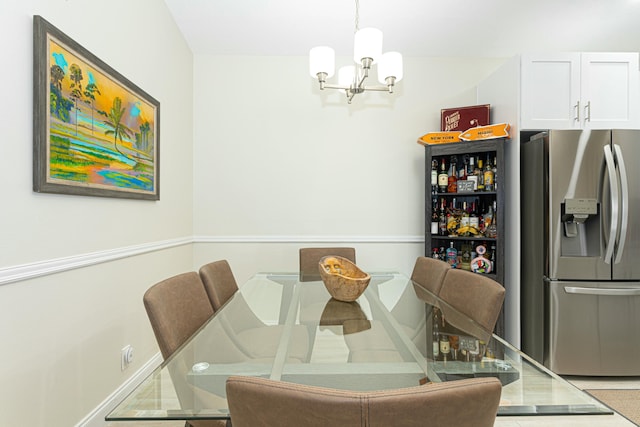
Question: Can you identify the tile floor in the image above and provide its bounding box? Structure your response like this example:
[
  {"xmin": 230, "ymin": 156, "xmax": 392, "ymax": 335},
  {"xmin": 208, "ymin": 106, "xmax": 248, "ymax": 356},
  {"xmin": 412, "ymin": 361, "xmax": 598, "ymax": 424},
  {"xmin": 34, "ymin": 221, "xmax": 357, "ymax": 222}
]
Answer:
[{"xmin": 495, "ymin": 376, "xmax": 640, "ymax": 427}]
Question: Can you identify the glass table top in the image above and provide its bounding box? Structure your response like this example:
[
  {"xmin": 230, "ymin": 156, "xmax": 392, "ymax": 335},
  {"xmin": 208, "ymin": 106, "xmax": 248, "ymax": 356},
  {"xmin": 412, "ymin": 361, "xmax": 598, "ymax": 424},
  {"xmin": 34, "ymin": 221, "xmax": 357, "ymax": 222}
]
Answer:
[{"xmin": 107, "ymin": 272, "xmax": 612, "ymax": 421}]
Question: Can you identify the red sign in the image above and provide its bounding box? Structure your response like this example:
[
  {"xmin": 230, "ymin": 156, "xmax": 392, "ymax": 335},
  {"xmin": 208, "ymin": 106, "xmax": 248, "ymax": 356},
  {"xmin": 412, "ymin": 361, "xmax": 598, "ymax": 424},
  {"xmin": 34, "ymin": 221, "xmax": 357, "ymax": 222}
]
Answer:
[{"xmin": 440, "ymin": 104, "xmax": 490, "ymax": 132}]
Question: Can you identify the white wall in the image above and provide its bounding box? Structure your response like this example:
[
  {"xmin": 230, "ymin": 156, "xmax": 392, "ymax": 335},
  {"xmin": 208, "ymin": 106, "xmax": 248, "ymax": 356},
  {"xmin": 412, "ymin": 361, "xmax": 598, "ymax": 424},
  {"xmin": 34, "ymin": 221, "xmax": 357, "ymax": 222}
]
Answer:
[
  {"xmin": 0, "ymin": 2, "xmax": 507, "ymax": 423},
  {"xmin": 192, "ymin": 55, "xmax": 506, "ymax": 283},
  {"xmin": 0, "ymin": 1, "xmax": 194, "ymax": 425}
]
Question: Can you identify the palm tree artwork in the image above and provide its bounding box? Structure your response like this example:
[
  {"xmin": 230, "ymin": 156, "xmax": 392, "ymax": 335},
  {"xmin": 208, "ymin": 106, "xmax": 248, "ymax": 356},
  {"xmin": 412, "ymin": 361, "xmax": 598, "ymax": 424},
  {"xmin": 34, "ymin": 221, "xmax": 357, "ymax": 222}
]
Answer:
[{"xmin": 45, "ymin": 36, "xmax": 158, "ymax": 196}]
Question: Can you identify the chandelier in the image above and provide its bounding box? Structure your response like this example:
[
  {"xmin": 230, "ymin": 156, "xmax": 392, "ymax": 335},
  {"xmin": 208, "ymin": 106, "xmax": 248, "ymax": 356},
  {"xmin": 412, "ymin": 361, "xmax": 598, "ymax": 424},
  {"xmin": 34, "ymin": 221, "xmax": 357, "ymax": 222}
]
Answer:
[{"xmin": 309, "ymin": 0, "xmax": 403, "ymax": 104}]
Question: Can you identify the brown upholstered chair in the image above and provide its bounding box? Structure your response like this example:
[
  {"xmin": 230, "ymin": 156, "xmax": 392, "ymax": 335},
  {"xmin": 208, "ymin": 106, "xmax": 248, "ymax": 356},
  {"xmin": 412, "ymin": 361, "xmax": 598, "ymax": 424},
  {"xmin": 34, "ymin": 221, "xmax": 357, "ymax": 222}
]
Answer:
[
  {"xmin": 199, "ymin": 259, "xmax": 310, "ymax": 362},
  {"xmin": 143, "ymin": 272, "xmax": 228, "ymax": 427},
  {"xmin": 410, "ymin": 256, "xmax": 505, "ymax": 340},
  {"xmin": 439, "ymin": 268, "xmax": 505, "ymax": 340},
  {"xmin": 199, "ymin": 260, "xmax": 239, "ymax": 311},
  {"xmin": 143, "ymin": 272, "xmax": 215, "ymax": 360},
  {"xmin": 226, "ymin": 376, "xmax": 502, "ymax": 427},
  {"xmin": 410, "ymin": 256, "xmax": 450, "ymax": 296},
  {"xmin": 299, "ymin": 247, "xmax": 356, "ymax": 281}
]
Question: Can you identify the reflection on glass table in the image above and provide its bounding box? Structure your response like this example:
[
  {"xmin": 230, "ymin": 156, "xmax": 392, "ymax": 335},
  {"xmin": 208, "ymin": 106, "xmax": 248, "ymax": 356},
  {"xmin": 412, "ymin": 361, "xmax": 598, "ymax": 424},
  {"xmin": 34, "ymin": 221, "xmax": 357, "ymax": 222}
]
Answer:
[{"xmin": 107, "ymin": 272, "xmax": 612, "ymax": 422}]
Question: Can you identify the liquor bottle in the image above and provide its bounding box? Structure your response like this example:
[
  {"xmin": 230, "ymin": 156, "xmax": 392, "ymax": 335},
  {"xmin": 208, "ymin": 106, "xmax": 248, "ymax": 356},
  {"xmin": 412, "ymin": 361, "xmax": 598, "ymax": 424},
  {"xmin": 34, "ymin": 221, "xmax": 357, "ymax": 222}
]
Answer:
[
  {"xmin": 445, "ymin": 242, "xmax": 458, "ymax": 268},
  {"xmin": 469, "ymin": 201, "xmax": 480, "ymax": 232},
  {"xmin": 483, "ymin": 202, "xmax": 494, "ymax": 233},
  {"xmin": 485, "ymin": 201, "xmax": 498, "ymax": 238},
  {"xmin": 446, "ymin": 200, "xmax": 458, "ymax": 236},
  {"xmin": 460, "ymin": 154, "xmax": 469, "ymax": 180},
  {"xmin": 467, "ymin": 156, "xmax": 477, "ymax": 190},
  {"xmin": 460, "ymin": 244, "xmax": 472, "ymax": 271},
  {"xmin": 447, "ymin": 156, "xmax": 458, "ymax": 193},
  {"xmin": 431, "ymin": 160, "xmax": 438, "ymax": 195},
  {"xmin": 475, "ymin": 159, "xmax": 485, "ymax": 191},
  {"xmin": 484, "ymin": 154, "xmax": 495, "ymax": 191},
  {"xmin": 431, "ymin": 199, "xmax": 439, "ymax": 235},
  {"xmin": 492, "ymin": 155, "xmax": 498, "ymax": 191},
  {"xmin": 432, "ymin": 308, "xmax": 441, "ymax": 360},
  {"xmin": 449, "ymin": 335, "xmax": 460, "ymax": 361},
  {"xmin": 459, "ymin": 201, "xmax": 470, "ymax": 236},
  {"xmin": 439, "ymin": 334, "xmax": 451, "ymax": 361},
  {"xmin": 438, "ymin": 199, "xmax": 447, "ymax": 236},
  {"xmin": 438, "ymin": 158, "xmax": 448, "ymax": 193},
  {"xmin": 432, "ymin": 247, "xmax": 440, "ymax": 259}
]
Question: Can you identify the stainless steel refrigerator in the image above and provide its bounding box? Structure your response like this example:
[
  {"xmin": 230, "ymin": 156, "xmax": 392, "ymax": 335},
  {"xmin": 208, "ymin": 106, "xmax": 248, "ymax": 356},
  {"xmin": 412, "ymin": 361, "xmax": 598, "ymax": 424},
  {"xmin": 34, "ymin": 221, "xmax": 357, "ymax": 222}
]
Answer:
[{"xmin": 521, "ymin": 129, "xmax": 640, "ymax": 376}]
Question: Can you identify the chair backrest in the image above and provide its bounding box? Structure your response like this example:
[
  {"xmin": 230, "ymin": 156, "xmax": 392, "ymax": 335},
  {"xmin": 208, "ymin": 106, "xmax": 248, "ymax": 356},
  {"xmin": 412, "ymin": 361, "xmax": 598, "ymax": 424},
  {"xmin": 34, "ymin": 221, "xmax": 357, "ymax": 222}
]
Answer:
[
  {"xmin": 410, "ymin": 256, "xmax": 450, "ymax": 296},
  {"xmin": 199, "ymin": 260, "xmax": 239, "ymax": 311},
  {"xmin": 226, "ymin": 376, "xmax": 502, "ymax": 427},
  {"xmin": 143, "ymin": 272, "xmax": 214, "ymax": 360},
  {"xmin": 439, "ymin": 268, "xmax": 505, "ymax": 336},
  {"xmin": 411, "ymin": 256, "xmax": 505, "ymax": 338},
  {"xmin": 299, "ymin": 247, "xmax": 356, "ymax": 281}
]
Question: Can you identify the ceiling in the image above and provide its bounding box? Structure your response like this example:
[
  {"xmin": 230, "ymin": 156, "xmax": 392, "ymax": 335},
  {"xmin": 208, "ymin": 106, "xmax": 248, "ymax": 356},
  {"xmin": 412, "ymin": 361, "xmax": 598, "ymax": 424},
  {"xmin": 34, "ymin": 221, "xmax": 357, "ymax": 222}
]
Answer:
[{"xmin": 164, "ymin": 0, "xmax": 640, "ymax": 58}]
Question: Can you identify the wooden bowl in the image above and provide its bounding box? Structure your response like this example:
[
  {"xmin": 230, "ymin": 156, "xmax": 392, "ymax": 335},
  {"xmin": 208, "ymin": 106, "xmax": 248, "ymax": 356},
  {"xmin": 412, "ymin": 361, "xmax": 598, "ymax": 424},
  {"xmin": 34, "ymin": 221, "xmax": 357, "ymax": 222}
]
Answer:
[{"xmin": 318, "ymin": 255, "xmax": 371, "ymax": 302}]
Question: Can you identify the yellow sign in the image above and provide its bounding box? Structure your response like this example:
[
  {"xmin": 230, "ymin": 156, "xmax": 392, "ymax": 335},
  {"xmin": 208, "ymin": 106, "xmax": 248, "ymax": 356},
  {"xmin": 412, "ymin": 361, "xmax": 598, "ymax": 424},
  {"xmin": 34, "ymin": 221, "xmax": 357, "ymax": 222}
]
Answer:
[
  {"xmin": 417, "ymin": 132, "xmax": 461, "ymax": 146},
  {"xmin": 459, "ymin": 123, "xmax": 510, "ymax": 141}
]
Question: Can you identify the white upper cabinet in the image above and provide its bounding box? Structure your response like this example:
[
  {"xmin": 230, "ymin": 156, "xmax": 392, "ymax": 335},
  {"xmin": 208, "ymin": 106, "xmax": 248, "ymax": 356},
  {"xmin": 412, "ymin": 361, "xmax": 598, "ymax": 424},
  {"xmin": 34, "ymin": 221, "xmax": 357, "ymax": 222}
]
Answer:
[{"xmin": 521, "ymin": 53, "xmax": 640, "ymax": 129}]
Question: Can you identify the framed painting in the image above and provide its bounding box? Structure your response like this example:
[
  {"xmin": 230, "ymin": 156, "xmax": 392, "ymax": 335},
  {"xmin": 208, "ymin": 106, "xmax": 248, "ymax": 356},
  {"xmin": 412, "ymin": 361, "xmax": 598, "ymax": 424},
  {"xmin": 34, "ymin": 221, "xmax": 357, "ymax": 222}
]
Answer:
[{"xmin": 33, "ymin": 15, "xmax": 160, "ymax": 200}]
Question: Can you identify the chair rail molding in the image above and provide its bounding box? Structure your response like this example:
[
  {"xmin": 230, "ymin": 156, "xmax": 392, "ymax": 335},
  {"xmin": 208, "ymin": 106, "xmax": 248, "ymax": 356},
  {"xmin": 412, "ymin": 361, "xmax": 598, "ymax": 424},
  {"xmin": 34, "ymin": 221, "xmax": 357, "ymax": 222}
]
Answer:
[
  {"xmin": 193, "ymin": 235, "xmax": 424, "ymax": 244},
  {"xmin": 0, "ymin": 237, "xmax": 192, "ymax": 286},
  {"xmin": 0, "ymin": 235, "xmax": 424, "ymax": 286}
]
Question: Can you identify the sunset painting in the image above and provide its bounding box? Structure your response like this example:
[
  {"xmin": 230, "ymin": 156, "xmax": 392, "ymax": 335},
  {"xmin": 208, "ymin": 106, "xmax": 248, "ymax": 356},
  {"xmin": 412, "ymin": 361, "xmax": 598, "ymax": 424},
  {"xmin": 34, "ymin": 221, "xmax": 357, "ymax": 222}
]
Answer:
[{"xmin": 34, "ymin": 16, "xmax": 159, "ymax": 200}]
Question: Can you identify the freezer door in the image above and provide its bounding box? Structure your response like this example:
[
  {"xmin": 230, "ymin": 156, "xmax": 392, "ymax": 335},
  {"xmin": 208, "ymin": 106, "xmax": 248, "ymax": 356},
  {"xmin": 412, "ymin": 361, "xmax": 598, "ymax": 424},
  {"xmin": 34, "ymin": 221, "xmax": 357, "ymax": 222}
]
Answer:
[
  {"xmin": 547, "ymin": 130, "xmax": 612, "ymax": 280},
  {"xmin": 546, "ymin": 280, "xmax": 640, "ymax": 375},
  {"xmin": 611, "ymin": 130, "xmax": 640, "ymax": 280}
]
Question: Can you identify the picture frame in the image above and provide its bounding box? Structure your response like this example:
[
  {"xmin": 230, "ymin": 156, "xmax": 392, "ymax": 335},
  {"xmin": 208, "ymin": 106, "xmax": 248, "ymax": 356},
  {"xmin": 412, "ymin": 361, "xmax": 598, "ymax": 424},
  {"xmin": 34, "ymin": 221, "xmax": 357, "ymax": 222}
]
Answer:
[{"xmin": 33, "ymin": 15, "xmax": 160, "ymax": 200}]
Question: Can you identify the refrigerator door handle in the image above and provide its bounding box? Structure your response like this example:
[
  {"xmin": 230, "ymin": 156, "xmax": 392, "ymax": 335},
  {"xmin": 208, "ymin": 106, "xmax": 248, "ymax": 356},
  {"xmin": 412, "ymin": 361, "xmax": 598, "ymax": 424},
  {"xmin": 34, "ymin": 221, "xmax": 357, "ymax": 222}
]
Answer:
[
  {"xmin": 603, "ymin": 145, "xmax": 619, "ymax": 265},
  {"xmin": 564, "ymin": 286, "xmax": 640, "ymax": 296},
  {"xmin": 613, "ymin": 144, "xmax": 628, "ymax": 264}
]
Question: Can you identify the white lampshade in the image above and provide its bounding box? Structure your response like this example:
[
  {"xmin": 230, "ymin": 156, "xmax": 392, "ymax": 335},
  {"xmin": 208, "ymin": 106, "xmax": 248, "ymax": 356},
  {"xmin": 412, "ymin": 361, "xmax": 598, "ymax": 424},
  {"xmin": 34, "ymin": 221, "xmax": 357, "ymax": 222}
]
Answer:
[
  {"xmin": 309, "ymin": 46, "xmax": 335, "ymax": 78},
  {"xmin": 338, "ymin": 65, "xmax": 356, "ymax": 86},
  {"xmin": 353, "ymin": 27, "xmax": 382, "ymax": 64},
  {"xmin": 378, "ymin": 51, "xmax": 403, "ymax": 83}
]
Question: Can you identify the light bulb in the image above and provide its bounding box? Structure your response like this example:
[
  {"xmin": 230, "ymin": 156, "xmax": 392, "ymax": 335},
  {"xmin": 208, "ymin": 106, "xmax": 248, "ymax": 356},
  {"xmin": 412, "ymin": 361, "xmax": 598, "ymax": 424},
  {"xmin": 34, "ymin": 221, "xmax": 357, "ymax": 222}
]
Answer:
[
  {"xmin": 353, "ymin": 28, "xmax": 382, "ymax": 64},
  {"xmin": 309, "ymin": 46, "xmax": 335, "ymax": 78},
  {"xmin": 378, "ymin": 51, "xmax": 403, "ymax": 84}
]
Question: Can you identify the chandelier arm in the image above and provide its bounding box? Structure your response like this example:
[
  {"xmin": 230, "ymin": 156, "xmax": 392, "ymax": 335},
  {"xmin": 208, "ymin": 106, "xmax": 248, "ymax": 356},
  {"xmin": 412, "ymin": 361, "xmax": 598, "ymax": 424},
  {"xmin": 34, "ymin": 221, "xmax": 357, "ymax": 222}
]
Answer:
[{"xmin": 321, "ymin": 83, "xmax": 351, "ymax": 90}]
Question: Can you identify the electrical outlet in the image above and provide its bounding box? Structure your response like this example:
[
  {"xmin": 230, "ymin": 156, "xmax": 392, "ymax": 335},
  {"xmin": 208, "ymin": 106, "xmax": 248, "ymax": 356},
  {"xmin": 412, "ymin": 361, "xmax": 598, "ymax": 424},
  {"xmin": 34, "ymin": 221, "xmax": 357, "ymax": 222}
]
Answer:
[{"xmin": 121, "ymin": 345, "xmax": 134, "ymax": 370}]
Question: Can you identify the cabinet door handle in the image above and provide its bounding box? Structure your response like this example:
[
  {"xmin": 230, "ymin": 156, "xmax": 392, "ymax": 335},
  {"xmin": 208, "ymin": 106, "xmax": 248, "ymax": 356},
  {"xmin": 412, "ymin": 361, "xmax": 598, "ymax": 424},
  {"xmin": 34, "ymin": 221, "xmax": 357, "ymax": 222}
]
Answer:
[
  {"xmin": 574, "ymin": 101, "xmax": 580, "ymax": 122},
  {"xmin": 584, "ymin": 101, "xmax": 591, "ymax": 122}
]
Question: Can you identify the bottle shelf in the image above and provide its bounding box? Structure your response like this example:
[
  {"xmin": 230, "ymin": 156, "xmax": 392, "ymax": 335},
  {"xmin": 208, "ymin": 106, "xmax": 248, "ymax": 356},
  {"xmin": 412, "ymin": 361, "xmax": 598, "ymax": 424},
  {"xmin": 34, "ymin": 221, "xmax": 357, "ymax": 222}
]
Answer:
[
  {"xmin": 424, "ymin": 137, "xmax": 507, "ymax": 338},
  {"xmin": 431, "ymin": 236, "xmax": 497, "ymax": 242},
  {"xmin": 431, "ymin": 191, "xmax": 497, "ymax": 197}
]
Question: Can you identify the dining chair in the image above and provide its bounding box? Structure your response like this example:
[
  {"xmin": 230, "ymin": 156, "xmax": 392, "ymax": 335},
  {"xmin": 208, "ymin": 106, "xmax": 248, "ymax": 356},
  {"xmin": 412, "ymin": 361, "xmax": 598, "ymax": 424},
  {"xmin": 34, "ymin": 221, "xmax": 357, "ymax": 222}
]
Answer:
[
  {"xmin": 199, "ymin": 259, "xmax": 311, "ymax": 362},
  {"xmin": 299, "ymin": 247, "xmax": 356, "ymax": 281},
  {"xmin": 143, "ymin": 272, "xmax": 215, "ymax": 360},
  {"xmin": 226, "ymin": 375, "xmax": 502, "ymax": 427},
  {"xmin": 410, "ymin": 256, "xmax": 505, "ymax": 340},
  {"xmin": 410, "ymin": 256, "xmax": 450, "ymax": 296},
  {"xmin": 143, "ymin": 272, "xmax": 229, "ymax": 427},
  {"xmin": 439, "ymin": 267, "xmax": 505, "ymax": 337},
  {"xmin": 199, "ymin": 259, "xmax": 239, "ymax": 311}
]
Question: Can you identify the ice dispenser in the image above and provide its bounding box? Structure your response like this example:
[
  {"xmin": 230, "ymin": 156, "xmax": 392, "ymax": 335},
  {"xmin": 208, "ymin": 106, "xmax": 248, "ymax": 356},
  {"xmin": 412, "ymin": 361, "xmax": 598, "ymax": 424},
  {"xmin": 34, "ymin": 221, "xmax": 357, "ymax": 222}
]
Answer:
[{"xmin": 561, "ymin": 198, "xmax": 600, "ymax": 256}]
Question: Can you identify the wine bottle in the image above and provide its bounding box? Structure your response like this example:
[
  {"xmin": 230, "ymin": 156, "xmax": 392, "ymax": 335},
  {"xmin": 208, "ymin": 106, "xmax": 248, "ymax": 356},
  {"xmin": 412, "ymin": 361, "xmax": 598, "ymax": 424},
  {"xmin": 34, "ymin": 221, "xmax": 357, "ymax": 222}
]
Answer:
[
  {"xmin": 484, "ymin": 154, "xmax": 495, "ymax": 191},
  {"xmin": 431, "ymin": 160, "xmax": 438, "ymax": 195},
  {"xmin": 447, "ymin": 156, "xmax": 458, "ymax": 193},
  {"xmin": 438, "ymin": 158, "xmax": 448, "ymax": 193},
  {"xmin": 431, "ymin": 199, "xmax": 439, "ymax": 235}
]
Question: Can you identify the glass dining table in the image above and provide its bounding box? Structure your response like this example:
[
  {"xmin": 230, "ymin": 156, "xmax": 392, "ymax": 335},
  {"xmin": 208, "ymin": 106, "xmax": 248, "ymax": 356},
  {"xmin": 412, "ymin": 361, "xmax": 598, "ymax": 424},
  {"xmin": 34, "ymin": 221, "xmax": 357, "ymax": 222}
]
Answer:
[{"xmin": 106, "ymin": 271, "xmax": 612, "ymax": 422}]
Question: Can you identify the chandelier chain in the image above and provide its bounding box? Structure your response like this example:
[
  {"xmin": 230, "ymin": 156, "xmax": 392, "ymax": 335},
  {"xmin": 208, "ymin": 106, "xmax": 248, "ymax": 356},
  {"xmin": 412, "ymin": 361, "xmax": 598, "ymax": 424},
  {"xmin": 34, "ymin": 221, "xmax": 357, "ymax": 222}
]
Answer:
[{"xmin": 354, "ymin": 0, "xmax": 359, "ymax": 33}]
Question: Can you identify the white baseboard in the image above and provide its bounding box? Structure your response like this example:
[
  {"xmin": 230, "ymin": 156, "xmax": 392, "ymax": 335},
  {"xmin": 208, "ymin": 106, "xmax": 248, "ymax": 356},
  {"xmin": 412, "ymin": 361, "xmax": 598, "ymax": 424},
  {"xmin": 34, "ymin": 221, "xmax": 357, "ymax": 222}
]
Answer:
[{"xmin": 76, "ymin": 352, "xmax": 163, "ymax": 427}]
